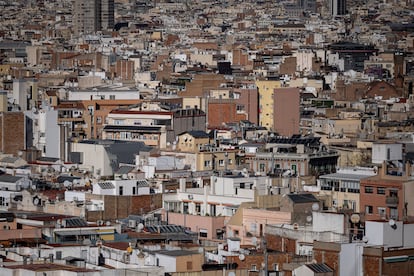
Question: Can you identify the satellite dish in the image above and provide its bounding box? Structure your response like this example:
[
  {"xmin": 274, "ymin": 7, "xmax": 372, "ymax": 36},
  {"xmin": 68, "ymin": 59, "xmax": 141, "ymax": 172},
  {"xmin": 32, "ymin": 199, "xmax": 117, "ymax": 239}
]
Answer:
[
  {"xmin": 33, "ymin": 197, "xmax": 40, "ymax": 206},
  {"xmin": 350, "ymin": 214, "xmax": 361, "ymax": 224},
  {"xmin": 362, "ymin": 236, "xmax": 369, "ymax": 243},
  {"xmin": 83, "ymin": 238, "xmax": 91, "ymax": 245},
  {"xmin": 137, "ymin": 250, "xmax": 145, "ymax": 258},
  {"xmin": 137, "ymin": 223, "xmax": 144, "ymax": 231},
  {"xmin": 312, "ymin": 202, "xmax": 319, "ymax": 211},
  {"xmin": 105, "ymin": 221, "xmax": 111, "ymax": 226},
  {"xmin": 389, "ymin": 219, "xmax": 397, "ymax": 230},
  {"xmin": 96, "ymin": 240, "xmax": 103, "ymax": 247},
  {"xmin": 63, "ymin": 180, "xmax": 71, "ymax": 187},
  {"xmin": 238, "ymin": 254, "xmax": 245, "ymax": 261},
  {"xmin": 306, "ymin": 215, "xmax": 312, "ymax": 223},
  {"xmin": 251, "ymin": 236, "xmax": 257, "ymax": 246},
  {"xmin": 31, "ymin": 185, "xmax": 37, "ymax": 190}
]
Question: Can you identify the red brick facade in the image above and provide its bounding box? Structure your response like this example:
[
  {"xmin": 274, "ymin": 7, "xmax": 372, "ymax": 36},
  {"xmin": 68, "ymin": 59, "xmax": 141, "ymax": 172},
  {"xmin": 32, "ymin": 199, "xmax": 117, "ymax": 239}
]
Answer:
[
  {"xmin": 0, "ymin": 112, "xmax": 25, "ymax": 156},
  {"xmin": 207, "ymin": 99, "xmax": 246, "ymax": 128},
  {"xmin": 86, "ymin": 193, "xmax": 162, "ymax": 221}
]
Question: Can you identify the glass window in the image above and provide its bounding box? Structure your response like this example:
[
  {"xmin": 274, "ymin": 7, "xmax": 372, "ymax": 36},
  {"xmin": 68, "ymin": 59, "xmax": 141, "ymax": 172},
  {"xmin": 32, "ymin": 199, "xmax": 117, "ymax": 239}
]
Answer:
[
  {"xmin": 365, "ymin": 186, "xmax": 373, "ymax": 193},
  {"xmin": 378, "ymin": 207, "xmax": 386, "ymax": 217},
  {"xmin": 259, "ymin": 163, "xmax": 265, "ymax": 172},
  {"xmin": 199, "ymin": 229, "xmax": 207, "ymax": 238},
  {"xmin": 365, "ymin": 205, "xmax": 373, "ymax": 214},
  {"xmin": 390, "ymin": 208, "xmax": 398, "ymax": 219},
  {"xmin": 377, "ymin": 187, "xmax": 386, "ymax": 194}
]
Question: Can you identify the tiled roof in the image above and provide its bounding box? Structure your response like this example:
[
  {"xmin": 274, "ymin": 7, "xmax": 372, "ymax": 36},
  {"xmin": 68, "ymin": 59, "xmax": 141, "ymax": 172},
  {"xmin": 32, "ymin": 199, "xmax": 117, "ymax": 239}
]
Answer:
[{"xmin": 306, "ymin": 263, "xmax": 333, "ymax": 273}]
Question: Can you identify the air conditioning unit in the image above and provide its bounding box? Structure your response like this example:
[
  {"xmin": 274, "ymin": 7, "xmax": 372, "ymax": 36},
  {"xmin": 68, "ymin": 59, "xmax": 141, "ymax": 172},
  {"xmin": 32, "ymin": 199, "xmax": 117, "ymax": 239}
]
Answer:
[
  {"xmin": 128, "ymin": 220, "xmax": 136, "ymax": 228},
  {"xmin": 188, "ymin": 195, "xmax": 193, "ymax": 200}
]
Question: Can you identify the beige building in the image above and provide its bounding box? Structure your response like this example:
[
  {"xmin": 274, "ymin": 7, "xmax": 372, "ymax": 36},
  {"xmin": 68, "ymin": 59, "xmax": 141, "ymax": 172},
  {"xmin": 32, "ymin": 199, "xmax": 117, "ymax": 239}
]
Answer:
[{"xmin": 256, "ymin": 80, "xmax": 281, "ymax": 129}]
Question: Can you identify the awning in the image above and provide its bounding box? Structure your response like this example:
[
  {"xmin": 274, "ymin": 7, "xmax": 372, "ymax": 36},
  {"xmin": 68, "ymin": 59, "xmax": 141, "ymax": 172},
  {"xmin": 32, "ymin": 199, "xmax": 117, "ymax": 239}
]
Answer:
[
  {"xmin": 55, "ymin": 230, "xmax": 97, "ymax": 236},
  {"xmin": 384, "ymin": 255, "xmax": 408, "ymax": 263}
]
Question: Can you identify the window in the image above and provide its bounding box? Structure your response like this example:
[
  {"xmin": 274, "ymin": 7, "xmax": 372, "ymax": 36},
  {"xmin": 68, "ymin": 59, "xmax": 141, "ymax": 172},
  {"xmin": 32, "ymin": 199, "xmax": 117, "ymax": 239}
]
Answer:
[
  {"xmin": 132, "ymin": 187, "xmax": 136, "ymax": 195},
  {"xmin": 259, "ymin": 163, "xmax": 265, "ymax": 172},
  {"xmin": 240, "ymin": 183, "xmax": 245, "ymax": 189},
  {"xmin": 183, "ymin": 202, "xmax": 189, "ymax": 214},
  {"xmin": 251, "ymin": 264, "xmax": 257, "ymax": 271},
  {"xmin": 187, "ymin": 261, "xmax": 193, "ymax": 270},
  {"xmin": 236, "ymin": 104, "xmax": 245, "ymax": 112},
  {"xmin": 109, "ymin": 95, "xmax": 115, "ymax": 100},
  {"xmin": 199, "ymin": 228, "xmax": 207, "ymax": 238},
  {"xmin": 378, "ymin": 207, "xmax": 386, "ymax": 218},
  {"xmin": 365, "ymin": 205, "xmax": 373, "ymax": 214},
  {"xmin": 204, "ymin": 160, "xmax": 211, "ymax": 167},
  {"xmin": 210, "ymin": 204, "xmax": 216, "ymax": 216},
  {"xmin": 365, "ymin": 186, "xmax": 373, "ymax": 193},
  {"xmin": 234, "ymin": 230, "xmax": 239, "ymax": 237},
  {"xmin": 96, "ymin": 116, "xmax": 102, "ymax": 124},
  {"xmin": 377, "ymin": 187, "xmax": 386, "ymax": 195},
  {"xmin": 219, "ymin": 159, "xmax": 225, "ymax": 166},
  {"xmin": 390, "ymin": 208, "xmax": 398, "ymax": 219},
  {"xmin": 119, "ymin": 186, "xmax": 123, "ymax": 195},
  {"xmin": 195, "ymin": 203, "xmax": 201, "ymax": 214}
]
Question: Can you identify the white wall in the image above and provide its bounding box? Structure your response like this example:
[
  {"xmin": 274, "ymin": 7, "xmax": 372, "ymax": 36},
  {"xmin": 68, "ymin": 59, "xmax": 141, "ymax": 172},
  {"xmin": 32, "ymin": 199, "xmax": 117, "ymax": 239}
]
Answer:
[
  {"xmin": 68, "ymin": 90, "xmax": 140, "ymax": 101},
  {"xmin": 340, "ymin": 243, "xmax": 363, "ymax": 276},
  {"xmin": 92, "ymin": 180, "xmax": 150, "ymax": 196},
  {"xmin": 365, "ymin": 220, "xmax": 403, "ymax": 247},
  {"xmin": 372, "ymin": 143, "xmax": 402, "ymax": 164},
  {"xmin": 312, "ymin": 212, "xmax": 345, "ymax": 234},
  {"xmin": 154, "ymin": 253, "xmax": 176, "ymax": 273},
  {"xmin": 403, "ymin": 223, "xmax": 414, "ymax": 247},
  {"xmin": 65, "ymin": 191, "xmax": 86, "ymax": 202},
  {"xmin": 71, "ymin": 142, "xmax": 112, "ymax": 177}
]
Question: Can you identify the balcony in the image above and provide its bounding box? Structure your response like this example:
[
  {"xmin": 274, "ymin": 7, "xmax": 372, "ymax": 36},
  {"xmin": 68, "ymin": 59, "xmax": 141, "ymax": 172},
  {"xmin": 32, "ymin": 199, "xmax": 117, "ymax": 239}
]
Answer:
[{"xmin": 386, "ymin": 196, "xmax": 399, "ymax": 207}]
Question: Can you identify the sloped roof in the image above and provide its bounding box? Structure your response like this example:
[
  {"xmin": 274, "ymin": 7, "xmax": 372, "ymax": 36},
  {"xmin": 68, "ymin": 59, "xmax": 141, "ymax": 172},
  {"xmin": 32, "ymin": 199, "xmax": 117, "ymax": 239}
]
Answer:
[
  {"xmin": 287, "ymin": 193, "xmax": 319, "ymax": 204},
  {"xmin": 306, "ymin": 263, "xmax": 333, "ymax": 273},
  {"xmin": 115, "ymin": 166, "xmax": 134, "ymax": 175},
  {"xmin": 0, "ymin": 174, "xmax": 23, "ymax": 183},
  {"xmin": 0, "ymin": 156, "xmax": 20, "ymax": 163},
  {"xmin": 180, "ymin": 130, "xmax": 209, "ymax": 138}
]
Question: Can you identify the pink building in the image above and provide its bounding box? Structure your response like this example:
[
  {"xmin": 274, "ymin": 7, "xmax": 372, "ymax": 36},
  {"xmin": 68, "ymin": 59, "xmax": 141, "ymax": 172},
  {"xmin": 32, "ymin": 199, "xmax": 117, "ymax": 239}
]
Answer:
[
  {"xmin": 273, "ymin": 87, "xmax": 300, "ymax": 136},
  {"xmin": 164, "ymin": 211, "xmax": 226, "ymax": 240},
  {"xmin": 226, "ymin": 204, "xmax": 292, "ymax": 245}
]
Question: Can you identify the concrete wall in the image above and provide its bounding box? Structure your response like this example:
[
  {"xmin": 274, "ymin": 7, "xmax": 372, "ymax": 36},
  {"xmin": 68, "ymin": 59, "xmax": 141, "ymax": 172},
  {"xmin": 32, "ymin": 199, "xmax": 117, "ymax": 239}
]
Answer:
[
  {"xmin": 372, "ymin": 143, "xmax": 402, "ymax": 164},
  {"xmin": 312, "ymin": 212, "xmax": 344, "ymax": 234}
]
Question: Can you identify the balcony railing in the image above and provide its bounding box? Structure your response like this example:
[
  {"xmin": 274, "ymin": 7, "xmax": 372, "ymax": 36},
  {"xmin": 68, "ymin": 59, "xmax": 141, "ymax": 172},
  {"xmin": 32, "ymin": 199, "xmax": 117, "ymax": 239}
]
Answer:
[{"xmin": 386, "ymin": 196, "xmax": 399, "ymax": 206}]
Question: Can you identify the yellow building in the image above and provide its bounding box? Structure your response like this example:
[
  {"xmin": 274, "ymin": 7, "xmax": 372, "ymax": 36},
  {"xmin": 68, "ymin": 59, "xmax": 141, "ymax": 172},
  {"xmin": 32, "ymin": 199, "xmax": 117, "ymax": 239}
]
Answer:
[{"xmin": 256, "ymin": 80, "xmax": 281, "ymax": 130}]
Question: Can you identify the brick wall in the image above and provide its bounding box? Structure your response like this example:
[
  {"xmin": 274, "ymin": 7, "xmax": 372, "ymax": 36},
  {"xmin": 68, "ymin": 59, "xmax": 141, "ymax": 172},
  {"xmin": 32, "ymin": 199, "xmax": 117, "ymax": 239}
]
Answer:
[
  {"xmin": 265, "ymin": 233, "xmax": 296, "ymax": 254},
  {"xmin": 207, "ymin": 100, "xmax": 246, "ymax": 128},
  {"xmin": 313, "ymin": 241, "xmax": 340, "ymax": 276},
  {"xmin": 227, "ymin": 251, "xmax": 290, "ymax": 274},
  {"xmin": 86, "ymin": 193, "xmax": 162, "ymax": 221},
  {"xmin": 0, "ymin": 112, "xmax": 25, "ymax": 155}
]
